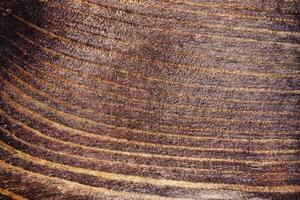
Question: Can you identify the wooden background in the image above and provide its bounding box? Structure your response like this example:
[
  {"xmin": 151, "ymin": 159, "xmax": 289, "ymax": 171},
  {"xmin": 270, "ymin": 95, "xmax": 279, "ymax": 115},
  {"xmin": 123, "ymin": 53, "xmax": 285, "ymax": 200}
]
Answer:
[{"xmin": 0, "ymin": 0, "xmax": 299, "ymax": 199}]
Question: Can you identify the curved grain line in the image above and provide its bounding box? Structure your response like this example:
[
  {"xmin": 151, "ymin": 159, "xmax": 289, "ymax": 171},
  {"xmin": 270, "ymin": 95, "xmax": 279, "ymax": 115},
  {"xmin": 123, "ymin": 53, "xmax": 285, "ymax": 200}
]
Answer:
[
  {"xmin": 5, "ymin": 9, "xmax": 300, "ymax": 82},
  {"xmin": 45, "ymin": 3, "xmax": 300, "ymax": 68},
  {"xmin": 0, "ymin": 188, "xmax": 28, "ymax": 200},
  {"xmin": 0, "ymin": 141, "xmax": 299, "ymax": 193},
  {"xmin": 34, "ymin": 61, "xmax": 300, "ymax": 120},
  {"xmin": 8, "ymin": 15, "xmax": 299, "ymax": 94},
  {"xmin": 0, "ymin": 126, "xmax": 247, "ymax": 175},
  {"xmin": 0, "ymin": 160, "xmax": 183, "ymax": 200},
  {"xmin": 13, "ymin": 3, "xmax": 300, "ymax": 49},
  {"xmin": 166, "ymin": 0, "xmax": 300, "ymax": 18},
  {"xmin": 5, "ymin": 49, "xmax": 300, "ymax": 119},
  {"xmin": 0, "ymin": 129, "xmax": 298, "ymax": 186},
  {"xmin": 4, "ymin": 56, "xmax": 299, "ymax": 130},
  {"xmin": 58, "ymin": 19, "xmax": 300, "ymax": 79},
  {"xmin": 0, "ymin": 112, "xmax": 250, "ymax": 171},
  {"xmin": 166, "ymin": 0, "xmax": 279, "ymax": 13},
  {"xmin": 81, "ymin": 0, "xmax": 298, "ymax": 24},
  {"xmin": 1, "ymin": 95, "xmax": 300, "ymax": 160},
  {"xmin": 76, "ymin": 1, "xmax": 299, "ymax": 47},
  {"xmin": 9, "ymin": 13, "xmax": 300, "ymax": 85},
  {"xmin": 4, "ymin": 31, "xmax": 300, "ymax": 106},
  {"xmin": 4, "ymin": 69, "xmax": 300, "ymax": 137},
  {"xmin": 37, "ymin": 61, "xmax": 300, "ymax": 117},
  {"xmin": 60, "ymin": 18, "xmax": 300, "ymax": 70},
  {"xmin": 1, "ymin": 108, "xmax": 298, "ymax": 167},
  {"xmin": 4, "ymin": 78, "xmax": 300, "ymax": 147},
  {"xmin": 4, "ymin": 126, "xmax": 299, "ymax": 178},
  {"xmin": 58, "ymin": 18, "xmax": 300, "ymax": 71},
  {"xmin": 4, "ymin": 33, "xmax": 299, "ymax": 107},
  {"xmin": 0, "ymin": 93, "xmax": 254, "ymax": 155}
]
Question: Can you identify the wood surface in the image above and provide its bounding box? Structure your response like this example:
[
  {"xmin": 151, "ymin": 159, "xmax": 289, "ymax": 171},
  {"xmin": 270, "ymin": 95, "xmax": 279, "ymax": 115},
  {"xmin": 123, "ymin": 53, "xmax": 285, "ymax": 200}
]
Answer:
[{"xmin": 0, "ymin": 0, "xmax": 299, "ymax": 199}]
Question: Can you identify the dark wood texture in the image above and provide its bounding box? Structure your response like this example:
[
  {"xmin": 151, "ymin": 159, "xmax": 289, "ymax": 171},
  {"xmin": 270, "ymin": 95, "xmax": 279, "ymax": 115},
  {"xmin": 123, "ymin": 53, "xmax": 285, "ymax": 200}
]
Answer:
[{"xmin": 0, "ymin": 0, "xmax": 299, "ymax": 199}]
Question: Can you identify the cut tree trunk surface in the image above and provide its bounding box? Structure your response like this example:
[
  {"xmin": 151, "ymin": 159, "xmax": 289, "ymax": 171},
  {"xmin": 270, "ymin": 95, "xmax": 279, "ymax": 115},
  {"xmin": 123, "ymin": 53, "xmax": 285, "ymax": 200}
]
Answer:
[{"xmin": 0, "ymin": 0, "xmax": 299, "ymax": 199}]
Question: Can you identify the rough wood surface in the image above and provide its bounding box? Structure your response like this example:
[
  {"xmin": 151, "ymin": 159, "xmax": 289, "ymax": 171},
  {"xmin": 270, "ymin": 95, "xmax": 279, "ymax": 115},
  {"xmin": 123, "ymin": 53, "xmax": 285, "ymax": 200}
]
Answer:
[{"xmin": 0, "ymin": 0, "xmax": 299, "ymax": 199}]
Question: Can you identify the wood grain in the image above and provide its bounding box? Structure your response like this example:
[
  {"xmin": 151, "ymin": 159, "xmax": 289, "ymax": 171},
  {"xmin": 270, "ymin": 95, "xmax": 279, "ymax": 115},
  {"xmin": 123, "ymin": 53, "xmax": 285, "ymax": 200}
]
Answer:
[{"xmin": 0, "ymin": 0, "xmax": 299, "ymax": 199}]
